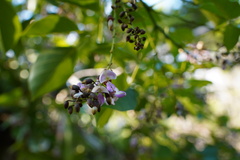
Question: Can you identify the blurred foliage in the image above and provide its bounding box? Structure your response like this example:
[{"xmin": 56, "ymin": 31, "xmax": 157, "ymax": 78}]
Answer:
[{"xmin": 0, "ymin": 0, "xmax": 240, "ymax": 159}]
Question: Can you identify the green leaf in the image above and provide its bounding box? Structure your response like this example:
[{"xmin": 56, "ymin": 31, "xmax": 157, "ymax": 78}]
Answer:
[
  {"xmin": 96, "ymin": 108, "xmax": 113, "ymax": 128},
  {"xmin": 0, "ymin": 0, "xmax": 21, "ymax": 52},
  {"xmin": 57, "ymin": 0, "xmax": 99, "ymax": 10},
  {"xmin": 188, "ymin": 79, "xmax": 212, "ymax": 87},
  {"xmin": 0, "ymin": 88, "xmax": 22, "ymax": 107},
  {"xmin": 28, "ymin": 47, "xmax": 76, "ymax": 100},
  {"xmin": 223, "ymin": 24, "xmax": 240, "ymax": 51},
  {"xmin": 104, "ymin": 88, "xmax": 138, "ymax": 111},
  {"xmin": 23, "ymin": 15, "xmax": 78, "ymax": 36}
]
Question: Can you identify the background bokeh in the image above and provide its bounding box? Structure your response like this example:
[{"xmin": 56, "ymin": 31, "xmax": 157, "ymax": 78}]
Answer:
[{"xmin": 0, "ymin": 0, "xmax": 240, "ymax": 159}]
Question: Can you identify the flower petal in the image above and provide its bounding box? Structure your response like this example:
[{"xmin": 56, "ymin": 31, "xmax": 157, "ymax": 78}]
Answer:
[
  {"xmin": 115, "ymin": 91, "xmax": 126, "ymax": 98},
  {"xmin": 92, "ymin": 86, "xmax": 109, "ymax": 93},
  {"xmin": 106, "ymin": 81, "xmax": 116, "ymax": 92},
  {"xmin": 99, "ymin": 70, "xmax": 116, "ymax": 83},
  {"xmin": 73, "ymin": 92, "xmax": 83, "ymax": 98},
  {"xmin": 97, "ymin": 93, "xmax": 105, "ymax": 106}
]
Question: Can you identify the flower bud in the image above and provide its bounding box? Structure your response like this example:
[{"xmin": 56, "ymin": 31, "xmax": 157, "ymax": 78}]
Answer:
[
  {"xmin": 71, "ymin": 85, "xmax": 80, "ymax": 91},
  {"xmin": 64, "ymin": 100, "xmax": 69, "ymax": 109},
  {"xmin": 140, "ymin": 29, "xmax": 146, "ymax": 35},
  {"xmin": 68, "ymin": 106, "xmax": 73, "ymax": 114},
  {"xmin": 121, "ymin": 24, "xmax": 128, "ymax": 31},
  {"xmin": 74, "ymin": 103, "xmax": 82, "ymax": 113},
  {"xmin": 119, "ymin": 11, "xmax": 126, "ymax": 18},
  {"xmin": 82, "ymin": 78, "xmax": 94, "ymax": 84},
  {"xmin": 91, "ymin": 107, "xmax": 98, "ymax": 115},
  {"xmin": 127, "ymin": 28, "xmax": 133, "ymax": 33}
]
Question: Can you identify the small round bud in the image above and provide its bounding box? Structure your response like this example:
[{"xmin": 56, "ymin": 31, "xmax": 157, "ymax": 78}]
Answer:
[
  {"xmin": 140, "ymin": 29, "xmax": 146, "ymax": 35},
  {"xmin": 130, "ymin": 16, "xmax": 135, "ymax": 22},
  {"xmin": 131, "ymin": 3, "xmax": 137, "ymax": 10},
  {"xmin": 126, "ymin": 35, "xmax": 131, "ymax": 42},
  {"xmin": 127, "ymin": 28, "xmax": 133, "ymax": 33},
  {"xmin": 121, "ymin": 24, "xmax": 128, "ymax": 31},
  {"xmin": 71, "ymin": 85, "xmax": 80, "ymax": 91},
  {"xmin": 68, "ymin": 106, "xmax": 73, "ymax": 114},
  {"xmin": 91, "ymin": 107, "xmax": 98, "ymax": 115},
  {"xmin": 119, "ymin": 11, "xmax": 126, "ymax": 18},
  {"xmin": 142, "ymin": 37, "xmax": 146, "ymax": 41},
  {"xmin": 82, "ymin": 78, "xmax": 94, "ymax": 84},
  {"xmin": 74, "ymin": 103, "xmax": 82, "ymax": 113},
  {"xmin": 118, "ymin": 19, "xmax": 123, "ymax": 24},
  {"xmin": 64, "ymin": 100, "xmax": 69, "ymax": 109}
]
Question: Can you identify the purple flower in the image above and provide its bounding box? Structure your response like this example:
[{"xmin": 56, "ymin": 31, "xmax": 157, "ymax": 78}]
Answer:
[
  {"xmin": 97, "ymin": 93, "xmax": 105, "ymax": 106},
  {"xmin": 115, "ymin": 90, "xmax": 126, "ymax": 98},
  {"xmin": 99, "ymin": 70, "xmax": 116, "ymax": 83},
  {"xmin": 92, "ymin": 86, "xmax": 109, "ymax": 93},
  {"xmin": 106, "ymin": 81, "xmax": 116, "ymax": 92}
]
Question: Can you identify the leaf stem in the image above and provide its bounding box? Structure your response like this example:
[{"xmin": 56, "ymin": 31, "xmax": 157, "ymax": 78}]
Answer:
[{"xmin": 108, "ymin": 4, "xmax": 117, "ymax": 69}]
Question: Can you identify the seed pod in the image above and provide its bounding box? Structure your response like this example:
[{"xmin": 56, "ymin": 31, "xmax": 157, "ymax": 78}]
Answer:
[
  {"xmin": 119, "ymin": 11, "xmax": 126, "ymax": 18},
  {"xmin": 74, "ymin": 103, "xmax": 82, "ymax": 113},
  {"xmin": 71, "ymin": 85, "xmax": 80, "ymax": 91},
  {"xmin": 127, "ymin": 28, "xmax": 133, "ymax": 33},
  {"xmin": 64, "ymin": 100, "xmax": 69, "ymax": 109},
  {"xmin": 82, "ymin": 78, "xmax": 94, "ymax": 84},
  {"xmin": 68, "ymin": 106, "xmax": 73, "ymax": 114}
]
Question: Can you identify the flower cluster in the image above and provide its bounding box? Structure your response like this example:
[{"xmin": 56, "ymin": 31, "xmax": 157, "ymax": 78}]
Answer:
[
  {"xmin": 107, "ymin": 0, "xmax": 146, "ymax": 51},
  {"xmin": 64, "ymin": 70, "xmax": 126, "ymax": 115}
]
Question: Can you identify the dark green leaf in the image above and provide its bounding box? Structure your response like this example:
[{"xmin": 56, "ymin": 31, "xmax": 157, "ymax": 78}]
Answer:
[
  {"xmin": 223, "ymin": 24, "xmax": 240, "ymax": 51},
  {"xmin": 23, "ymin": 15, "xmax": 78, "ymax": 36},
  {"xmin": 28, "ymin": 47, "xmax": 76, "ymax": 100},
  {"xmin": 104, "ymin": 88, "xmax": 138, "ymax": 111},
  {"xmin": 0, "ymin": 0, "xmax": 21, "ymax": 52},
  {"xmin": 57, "ymin": 0, "xmax": 99, "ymax": 10}
]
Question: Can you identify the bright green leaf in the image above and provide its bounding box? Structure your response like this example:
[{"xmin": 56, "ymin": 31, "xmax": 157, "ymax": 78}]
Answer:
[
  {"xmin": 0, "ymin": 0, "xmax": 21, "ymax": 52},
  {"xmin": 23, "ymin": 15, "xmax": 78, "ymax": 36},
  {"xmin": 96, "ymin": 108, "xmax": 113, "ymax": 128},
  {"xmin": 28, "ymin": 47, "xmax": 76, "ymax": 100},
  {"xmin": 188, "ymin": 79, "xmax": 212, "ymax": 87},
  {"xmin": 223, "ymin": 24, "xmax": 240, "ymax": 51}
]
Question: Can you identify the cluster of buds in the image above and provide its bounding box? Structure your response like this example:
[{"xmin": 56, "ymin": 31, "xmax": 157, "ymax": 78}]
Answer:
[
  {"xmin": 107, "ymin": 0, "xmax": 146, "ymax": 51},
  {"xmin": 64, "ymin": 70, "xmax": 126, "ymax": 115}
]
